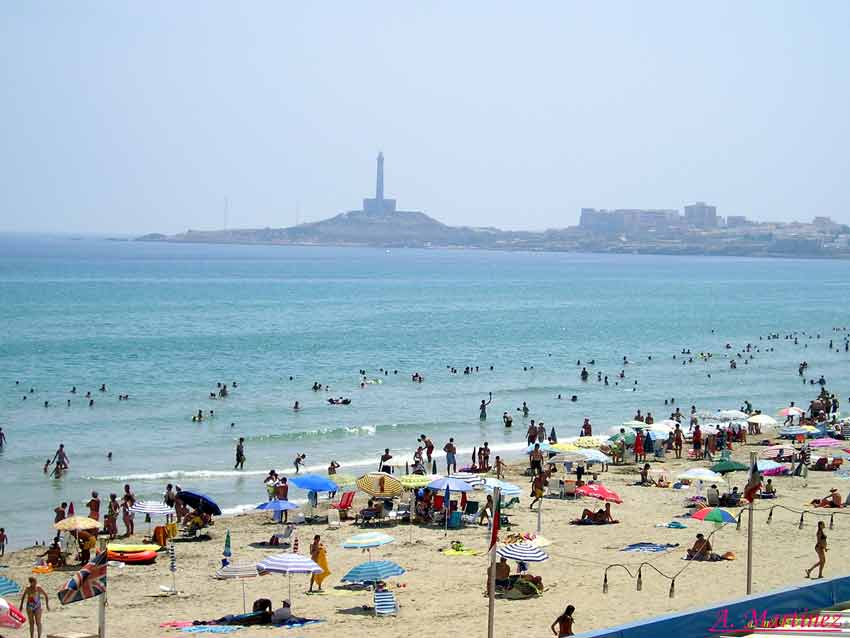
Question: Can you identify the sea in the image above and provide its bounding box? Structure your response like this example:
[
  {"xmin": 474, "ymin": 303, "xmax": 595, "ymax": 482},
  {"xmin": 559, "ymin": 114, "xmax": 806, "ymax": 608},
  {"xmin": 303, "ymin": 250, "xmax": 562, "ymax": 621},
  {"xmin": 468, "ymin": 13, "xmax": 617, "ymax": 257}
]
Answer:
[{"xmin": 1, "ymin": 234, "xmax": 848, "ymax": 550}]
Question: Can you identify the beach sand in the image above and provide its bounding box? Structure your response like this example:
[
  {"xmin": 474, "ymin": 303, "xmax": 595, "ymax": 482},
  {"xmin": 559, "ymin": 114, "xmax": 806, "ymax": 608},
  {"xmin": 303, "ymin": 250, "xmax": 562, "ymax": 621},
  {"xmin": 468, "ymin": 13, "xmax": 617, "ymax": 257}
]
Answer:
[{"xmin": 5, "ymin": 442, "xmax": 848, "ymax": 638}]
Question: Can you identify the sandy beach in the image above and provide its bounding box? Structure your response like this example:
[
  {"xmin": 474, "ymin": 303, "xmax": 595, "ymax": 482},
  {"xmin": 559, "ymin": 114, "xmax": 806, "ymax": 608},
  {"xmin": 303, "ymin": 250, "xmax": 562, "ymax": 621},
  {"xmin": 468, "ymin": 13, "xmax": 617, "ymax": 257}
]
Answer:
[{"xmin": 4, "ymin": 438, "xmax": 849, "ymax": 638}]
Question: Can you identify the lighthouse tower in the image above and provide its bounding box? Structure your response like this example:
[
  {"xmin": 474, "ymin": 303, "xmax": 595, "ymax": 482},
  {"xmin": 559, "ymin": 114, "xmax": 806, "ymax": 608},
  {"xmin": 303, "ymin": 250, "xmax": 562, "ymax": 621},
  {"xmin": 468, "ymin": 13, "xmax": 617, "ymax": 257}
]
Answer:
[{"xmin": 363, "ymin": 152, "xmax": 397, "ymax": 215}]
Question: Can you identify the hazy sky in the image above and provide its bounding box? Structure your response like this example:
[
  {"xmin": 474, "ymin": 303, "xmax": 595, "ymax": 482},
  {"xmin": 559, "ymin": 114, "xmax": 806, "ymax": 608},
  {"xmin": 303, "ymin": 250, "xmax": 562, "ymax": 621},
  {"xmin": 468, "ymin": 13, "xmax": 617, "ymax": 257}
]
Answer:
[{"xmin": 2, "ymin": 2, "xmax": 849, "ymax": 234}]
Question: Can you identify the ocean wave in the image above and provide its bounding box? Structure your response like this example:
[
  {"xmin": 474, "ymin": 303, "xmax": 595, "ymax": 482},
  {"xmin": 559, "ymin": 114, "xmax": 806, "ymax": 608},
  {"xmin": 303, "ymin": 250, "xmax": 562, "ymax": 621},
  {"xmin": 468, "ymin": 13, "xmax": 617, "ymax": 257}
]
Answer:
[{"xmin": 243, "ymin": 422, "xmax": 392, "ymax": 442}]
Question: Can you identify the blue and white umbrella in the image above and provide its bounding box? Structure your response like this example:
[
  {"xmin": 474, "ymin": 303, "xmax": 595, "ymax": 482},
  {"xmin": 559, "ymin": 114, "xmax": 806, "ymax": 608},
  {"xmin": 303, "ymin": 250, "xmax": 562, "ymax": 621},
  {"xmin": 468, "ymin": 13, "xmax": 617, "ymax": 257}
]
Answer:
[
  {"xmin": 257, "ymin": 553, "xmax": 322, "ymax": 601},
  {"xmin": 448, "ymin": 472, "xmax": 484, "ymax": 488},
  {"xmin": 341, "ymin": 560, "xmax": 405, "ymax": 583},
  {"xmin": 577, "ymin": 449, "xmax": 613, "ymax": 464},
  {"xmin": 215, "ymin": 563, "xmax": 263, "ymax": 612},
  {"xmin": 526, "ymin": 442, "xmax": 556, "ymax": 454},
  {"xmin": 255, "ymin": 499, "xmax": 299, "ymax": 512},
  {"xmin": 496, "ymin": 541, "xmax": 549, "ymax": 563},
  {"xmin": 483, "ymin": 478, "xmax": 522, "ymax": 498},
  {"xmin": 0, "ymin": 577, "xmax": 21, "ymax": 597},
  {"xmin": 427, "ymin": 477, "xmax": 473, "ymax": 493}
]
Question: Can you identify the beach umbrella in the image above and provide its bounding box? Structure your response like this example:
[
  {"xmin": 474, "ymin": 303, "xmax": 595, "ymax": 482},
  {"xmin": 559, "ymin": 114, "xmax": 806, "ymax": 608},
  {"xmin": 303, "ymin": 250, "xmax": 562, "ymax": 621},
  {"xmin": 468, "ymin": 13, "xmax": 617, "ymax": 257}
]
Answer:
[
  {"xmin": 399, "ymin": 474, "xmax": 440, "ymax": 490},
  {"xmin": 551, "ymin": 442, "xmax": 579, "ymax": 452},
  {"xmin": 576, "ymin": 449, "xmax": 613, "ymax": 464},
  {"xmin": 747, "ymin": 414, "xmax": 778, "ymax": 428},
  {"xmin": 574, "ymin": 436, "xmax": 606, "ymax": 449},
  {"xmin": 130, "ymin": 501, "xmax": 175, "ymax": 536},
  {"xmin": 549, "ymin": 452, "xmax": 587, "ymax": 464},
  {"xmin": 756, "ymin": 460, "xmax": 783, "ymax": 472},
  {"xmin": 778, "ymin": 406, "xmax": 805, "ymax": 417},
  {"xmin": 215, "ymin": 562, "xmax": 263, "ymax": 612},
  {"xmin": 718, "ymin": 410, "xmax": 748, "ymax": 420},
  {"xmin": 576, "ymin": 483, "xmax": 622, "ymax": 503},
  {"xmin": 0, "ymin": 597, "xmax": 25, "ymax": 630},
  {"xmin": 255, "ymin": 499, "xmax": 299, "ymax": 512},
  {"xmin": 608, "ymin": 430, "xmax": 636, "ymax": 445},
  {"xmin": 622, "ymin": 420, "xmax": 645, "ymax": 428},
  {"xmin": 341, "ymin": 560, "xmax": 405, "ymax": 583},
  {"xmin": 691, "ymin": 508, "xmax": 737, "ymax": 524},
  {"xmin": 427, "ymin": 477, "xmax": 472, "ymax": 493},
  {"xmin": 497, "ymin": 542, "xmax": 549, "ymax": 563},
  {"xmin": 256, "ymin": 553, "xmax": 322, "ymax": 602},
  {"xmin": 343, "ymin": 532, "xmax": 395, "ymax": 561},
  {"xmin": 290, "ymin": 474, "xmax": 338, "ymax": 493},
  {"xmin": 176, "ymin": 490, "xmax": 222, "ymax": 516},
  {"xmin": 448, "ymin": 472, "xmax": 485, "ymax": 489},
  {"xmin": 677, "ymin": 468, "xmax": 725, "ymax": 483},
  {"xmin": 54, "ymin": 516, "xmax": 100, "ymax": 532},
  {"xmin": 525, "ymin": 442, "xmax": 556, "ymax": 454},
  {"xmin": 759, "ymin": 445, "xmax": 795, "ymax": 459},
  {"xmin": 0, "ymin": 577, "xmax": 21, "ymax": 598},
  {"xmin": 356, "ymin": 472, "xmax": 403, "ymax": 498},
  {"xmin": 808, "ymin": 438, "xmax": 844, "ymax": 448},
  {"xmin": 222, "ymin": 529, "xmax": 232, "ymax": 560},
  {"xmin": 710, "ymin": 460, "xmax": 748, "ymax": 474},
  {"xmin": 483, "ymin": 478, "xmax": 522, "ymax": 498}
]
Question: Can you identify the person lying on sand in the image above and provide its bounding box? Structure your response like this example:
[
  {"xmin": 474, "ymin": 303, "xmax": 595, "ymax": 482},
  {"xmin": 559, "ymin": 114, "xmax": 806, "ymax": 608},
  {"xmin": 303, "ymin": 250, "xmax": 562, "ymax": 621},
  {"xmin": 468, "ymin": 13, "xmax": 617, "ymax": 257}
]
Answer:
[
  {"xmin": 579, "ymin": 502, "xmax": 616, "ymax": 524},
  {"xmin": 811, "ymin": 488, "xmax": 842, "ymax": 508}
]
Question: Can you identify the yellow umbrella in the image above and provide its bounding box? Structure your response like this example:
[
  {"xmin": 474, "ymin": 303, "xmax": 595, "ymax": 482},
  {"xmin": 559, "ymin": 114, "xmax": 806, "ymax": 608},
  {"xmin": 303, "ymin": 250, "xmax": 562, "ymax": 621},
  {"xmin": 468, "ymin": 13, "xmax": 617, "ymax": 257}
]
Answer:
[
  {"xmin": 356, "ymin": 472, "xmax": 403, "ymax": 498},
  {"xmin": 54, "ymin": 516, "xmax": 100, "ymax": 532},
  {"xmin": 574, "ymin": 436, "xmax": 605, "ymax": 449},
  {"xmin": 551, "ymin": 443, "xmax": 579, "ymax": 452},
  {"xmin": 399, "ymin": 474, "xmax": 439, "ymax": 490}
]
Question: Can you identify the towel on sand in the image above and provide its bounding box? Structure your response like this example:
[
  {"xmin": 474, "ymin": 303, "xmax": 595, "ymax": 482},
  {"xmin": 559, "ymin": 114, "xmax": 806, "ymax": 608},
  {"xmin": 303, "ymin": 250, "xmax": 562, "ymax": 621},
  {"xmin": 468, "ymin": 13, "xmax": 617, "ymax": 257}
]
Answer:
[
  {"xmin": 273, "ymin": 619, "xmax": 323, "ymax": 628},
  {"xmin": 655, "ymin": 521, "xmax": 688, "ymax": 528},
  {"xmin": 621, "ymin": 542, "xmax": 679, "ymax": 553},
  {"xmin": 442, "ymin": 548, "xmax": 479, "ymax": 556},
  {"xmin": 180, "ymin": 627, "xmax": 242, "ymax": 634}
]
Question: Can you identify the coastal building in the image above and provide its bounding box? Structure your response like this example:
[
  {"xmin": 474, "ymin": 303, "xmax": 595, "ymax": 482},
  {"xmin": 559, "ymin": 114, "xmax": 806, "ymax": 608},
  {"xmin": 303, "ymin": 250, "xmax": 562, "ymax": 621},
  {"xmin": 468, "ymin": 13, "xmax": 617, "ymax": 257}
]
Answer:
[
  {"xmin": 726, "ymin": 215, "xmax": 748, "ymax": 228},
  {"xmin": 579, "ymin": 208, "xmax": 680, "ymax": 235},
  {"xmin": 684, "ymin": 201, "xmax": 718, "ymax": 229}
]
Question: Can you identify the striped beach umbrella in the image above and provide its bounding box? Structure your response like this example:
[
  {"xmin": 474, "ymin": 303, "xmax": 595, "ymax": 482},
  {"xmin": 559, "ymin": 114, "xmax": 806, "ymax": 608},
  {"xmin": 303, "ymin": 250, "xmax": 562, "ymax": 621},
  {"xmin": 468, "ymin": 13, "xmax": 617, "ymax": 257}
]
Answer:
[
  {"xmin": 448, "ymin": 472, "xmax": 484, "ymax": 488},
  {"xmin": 257, "ymin": 553, "xmax": 322, "ymax": 601},
  {"xmin": 356, "ymin": 472, "xmax": 403, "ymax": 498},
  {"xmin": 215, "ymin": 562, "xmax": 263, "ymax": 612},
  {"xmin": 0, "ymin": 577, "xmax": 21, "ymax": 598},
  {"xmin": 341, "ymin": 560, "xmax": 405, "ymax": 583},
  {"xmin": 129, "ymin": 501, "xmax": 174, "ymax": 516},
  {"xmin": 497, "ymin": 541, "xmax": 549, "ymax": 563},
  {"xmin": 342, "ymin": 532, "xmax": 394, "ymax": 550},
  {"xmin": 483, "ymin": 478, "xmax": 522, "ymax": 498}
]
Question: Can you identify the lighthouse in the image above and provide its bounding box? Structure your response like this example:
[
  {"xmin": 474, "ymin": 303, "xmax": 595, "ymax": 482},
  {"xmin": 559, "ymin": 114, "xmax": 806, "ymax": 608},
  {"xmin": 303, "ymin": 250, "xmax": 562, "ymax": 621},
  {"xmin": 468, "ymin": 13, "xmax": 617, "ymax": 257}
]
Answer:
[{"xmin": 363, "ymin": 152, "xmax": 397, "ymax": 215}]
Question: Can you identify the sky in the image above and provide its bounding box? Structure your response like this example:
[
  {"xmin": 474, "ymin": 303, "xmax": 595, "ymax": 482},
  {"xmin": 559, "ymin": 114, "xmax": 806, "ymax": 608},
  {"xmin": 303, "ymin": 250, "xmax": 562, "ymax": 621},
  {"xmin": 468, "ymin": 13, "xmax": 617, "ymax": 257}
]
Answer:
[{"xmin": 1, "ymin": 2, "xmax": 849, "ymax": 234}]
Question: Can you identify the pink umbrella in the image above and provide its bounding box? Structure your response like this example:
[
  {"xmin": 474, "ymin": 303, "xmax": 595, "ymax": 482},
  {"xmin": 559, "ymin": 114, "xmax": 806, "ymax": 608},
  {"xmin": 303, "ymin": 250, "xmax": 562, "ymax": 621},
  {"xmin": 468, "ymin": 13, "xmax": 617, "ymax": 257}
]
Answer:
[
  {"xmin": 759, "ymin": 445, "xmax": 795, "ymax": 459},
  {"xmin": 576, "ymin": 483, "xmax": 622, "ymax": 504},
  {"xmin": 777, "ymin": 407, "xmax": 805, "ymax": 417},
  {"xmin": 0, "ymin": 597, "xmax": 25, "ymax": 629},
  {"xmin": 807, "ymin": 438, "xmax": 844, "ymax": 448}
]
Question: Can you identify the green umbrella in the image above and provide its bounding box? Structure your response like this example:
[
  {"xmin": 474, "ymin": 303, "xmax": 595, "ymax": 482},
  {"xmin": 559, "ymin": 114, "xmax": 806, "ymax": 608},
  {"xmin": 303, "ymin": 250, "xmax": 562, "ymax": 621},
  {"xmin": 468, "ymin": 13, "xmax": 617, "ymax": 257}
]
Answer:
[
  {"xmin": 223, "ymin": 529, "xmax": 232, "ymax": 559},
  {"xmin": 610, "ymin": 431, "xmax": 636, "ymax": 445},
  {"xmin": 710, "ymin": 460, "xmax": 748, "ymax": 474}
]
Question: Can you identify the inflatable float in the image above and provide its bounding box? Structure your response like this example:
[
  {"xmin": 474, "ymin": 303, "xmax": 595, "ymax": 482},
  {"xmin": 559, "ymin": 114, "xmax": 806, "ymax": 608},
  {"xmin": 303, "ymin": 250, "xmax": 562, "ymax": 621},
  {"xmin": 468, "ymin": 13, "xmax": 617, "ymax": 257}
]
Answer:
[
  {"xmin": 106, "ymin": 549, "xmax": 158, "ymax": 565},
  {"xmin": 0, "ymin": 597, "xmax": 26, "ymax": 629},
  {"xmin": 106, "ymin": 543, "xmax": 160, "ymax": 553}
]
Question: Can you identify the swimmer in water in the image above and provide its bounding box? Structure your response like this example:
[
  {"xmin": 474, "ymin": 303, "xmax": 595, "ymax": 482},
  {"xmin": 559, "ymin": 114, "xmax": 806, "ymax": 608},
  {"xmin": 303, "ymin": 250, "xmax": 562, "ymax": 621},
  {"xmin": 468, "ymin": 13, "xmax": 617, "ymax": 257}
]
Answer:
[{"xmin": 479, "ymin": 393, "xmax": 492, "ymax": 420}]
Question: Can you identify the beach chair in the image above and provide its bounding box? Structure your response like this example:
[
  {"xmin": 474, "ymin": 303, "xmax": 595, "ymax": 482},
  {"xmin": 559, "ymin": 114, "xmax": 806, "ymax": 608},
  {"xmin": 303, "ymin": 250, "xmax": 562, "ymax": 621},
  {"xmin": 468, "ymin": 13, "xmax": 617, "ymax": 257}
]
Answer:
[
  {"xmin": 562, "ymin": 480, "xmax": 577, "ymax": 499},
  {"xmin": 374, "ymin": 590, "xmax": 399, "ymax": 616},
  {"xmin": 327, "ymin": 508, "xmax": 341, "ymax": 529},
  {"xmin": 330, "ymin": 491, "xmax": 355, "ymax": 519},
  {"xmin": 447, "ymin": 511, "xmax": 462, "ymax": 529}
]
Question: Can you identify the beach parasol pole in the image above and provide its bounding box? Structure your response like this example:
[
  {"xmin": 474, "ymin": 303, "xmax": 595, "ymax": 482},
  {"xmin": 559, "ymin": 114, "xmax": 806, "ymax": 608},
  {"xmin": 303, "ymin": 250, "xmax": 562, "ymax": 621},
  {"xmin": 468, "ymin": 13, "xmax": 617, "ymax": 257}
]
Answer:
[
  {"xmin": 98, "ymin": 537, "xmax": 107, "ymax": 638},
  {"xmin": 486, "ymin": 487, "xmax": 500, "ymax": 638},
  {"xmin": 746, "ymin": 451, "xmax": 756, "ymax": 595},
  {"xmin": 537, "ymin": 487, "xmax": 543, "ymax": 534}
]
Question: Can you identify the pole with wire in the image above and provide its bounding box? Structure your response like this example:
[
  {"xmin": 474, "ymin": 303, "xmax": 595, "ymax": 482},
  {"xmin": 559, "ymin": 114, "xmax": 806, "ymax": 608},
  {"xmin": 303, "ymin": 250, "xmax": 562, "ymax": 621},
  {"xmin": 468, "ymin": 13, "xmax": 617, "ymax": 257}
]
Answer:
[{"xmin": 746, "ymin": 451, "xmax": 756, "ymax": 595}]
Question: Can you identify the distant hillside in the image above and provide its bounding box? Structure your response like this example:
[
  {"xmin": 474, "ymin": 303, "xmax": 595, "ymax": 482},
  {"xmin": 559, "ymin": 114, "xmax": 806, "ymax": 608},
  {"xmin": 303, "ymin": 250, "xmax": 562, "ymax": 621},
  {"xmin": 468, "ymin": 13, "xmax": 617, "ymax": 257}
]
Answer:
[{"xmin": 138, "ymin": 208, "xmax": 524, "ymax": 248}]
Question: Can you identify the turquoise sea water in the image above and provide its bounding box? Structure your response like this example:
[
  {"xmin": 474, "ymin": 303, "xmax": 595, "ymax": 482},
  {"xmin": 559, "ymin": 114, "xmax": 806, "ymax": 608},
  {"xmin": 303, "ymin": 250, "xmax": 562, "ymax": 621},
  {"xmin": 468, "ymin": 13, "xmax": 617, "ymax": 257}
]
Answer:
[{"xmin": 1, "ymin": 235, "xmax": 848, "ymax": 549}]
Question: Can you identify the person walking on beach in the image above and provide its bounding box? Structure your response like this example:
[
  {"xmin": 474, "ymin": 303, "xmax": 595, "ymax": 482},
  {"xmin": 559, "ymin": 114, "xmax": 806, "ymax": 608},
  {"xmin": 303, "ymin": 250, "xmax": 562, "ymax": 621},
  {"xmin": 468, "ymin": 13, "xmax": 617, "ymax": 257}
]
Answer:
[
  {"xmin": 673, "ymin": 424, "xmax": 683, "ymax": 459},
  {"xmin": 479, "ymin": 392, "xmax": 492, "ymax": 419},
  {"xmin": 526, "ymin": 420, "xmax": 537, "ymax": 446},
  {"xmin": 443, "ymin": 438, "xmax": 457, "ymax": 474},
  {"xmin": 105, "ymin": 494, "xmax": 119, "ymax": 539},
  {"xmin": 20, "ymin": 576, "xmax": 49, "ymax": 638},
  {"xmin": 308, "ymin": 534, "xmax": 330, "ymax": 592},
  {"xmin": 806, "ymin": 521, "xmax": 828, "ymax": 579},
  {"xmin": 551, "ymin": 604, "xmax": 575, "ymax": 636},
  {"xmin": 234, "ymin": 437, "xmax": 246, "ymax": 470}
]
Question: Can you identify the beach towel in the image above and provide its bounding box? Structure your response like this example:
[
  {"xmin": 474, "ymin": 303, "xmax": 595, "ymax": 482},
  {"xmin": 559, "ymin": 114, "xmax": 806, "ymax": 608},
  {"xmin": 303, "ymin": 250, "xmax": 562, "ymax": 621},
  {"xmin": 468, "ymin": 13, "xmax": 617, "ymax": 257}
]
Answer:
[
  {"xmin": 273, "ymin": 618, "xmax": 323, "ymax": 628},
  {"xmin": 180, "ymin": 627, "xmax": 242, "ymax": 634},
  {"xmin": 160, "ymin": 621, "xmax": 194, "ymax": 628},
  {"xmin": 621, "ymin": 542, "xmax": 679, "ymax": 553},
  {"xmin": 655, "ymin": 521, "xmax": 688, "ymax": 529},
  {"xmin": 441, "ymin": 548, "xmax": 479, "ymax": 556},
  {"xmin": 312, "ymin": 546, "xmax": 330, "ymax": 588}
]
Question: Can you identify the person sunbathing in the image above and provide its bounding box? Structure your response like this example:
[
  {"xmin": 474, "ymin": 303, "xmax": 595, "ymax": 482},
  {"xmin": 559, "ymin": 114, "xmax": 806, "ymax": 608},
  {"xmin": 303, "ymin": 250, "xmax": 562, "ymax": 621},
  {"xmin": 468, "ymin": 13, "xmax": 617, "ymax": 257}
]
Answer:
[
  {"xmin": 638, "ymin": 464, "xmax": 654, "ymax": 486},
  {"xmin": 356, "ymin": 499, "xmax": 382, "ymax": 523},
  {"xmin": 579, "ymin": 502, "xmax": 616, "ymax": 524},
  {"xmin": 686, "ymin": 533, "xmax": 712, "ymax": 560},
  {"xmin": 811, "ymin": 488, "xmax": 843, "ymax": 508},
  {"xmin": 40, "ymin": 541, "xmax": 66, "ymax": 568},
  {"xmin": 760, "ymin": 479, "xmax": 777, "ymax": 499}
]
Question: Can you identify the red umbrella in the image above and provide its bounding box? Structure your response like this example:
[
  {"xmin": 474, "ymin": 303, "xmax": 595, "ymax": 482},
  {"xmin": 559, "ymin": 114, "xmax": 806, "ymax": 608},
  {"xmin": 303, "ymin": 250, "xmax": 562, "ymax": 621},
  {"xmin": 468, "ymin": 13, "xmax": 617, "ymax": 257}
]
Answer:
[{"xmin": 576, "ymin": 483, "xmax": 622, "ymax": 504}]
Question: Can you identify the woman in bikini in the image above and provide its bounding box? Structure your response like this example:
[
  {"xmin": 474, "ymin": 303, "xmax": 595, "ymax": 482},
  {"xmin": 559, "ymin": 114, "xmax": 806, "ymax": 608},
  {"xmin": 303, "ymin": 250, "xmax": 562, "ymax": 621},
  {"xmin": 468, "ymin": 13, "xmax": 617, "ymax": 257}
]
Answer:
[
  {"xmin": 806, "ymin": 520, "xmax": 828, "ymax": 579},
  {"xmin": 20, "ymin": 576, "xmax": 49, "ymax": 638}
]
